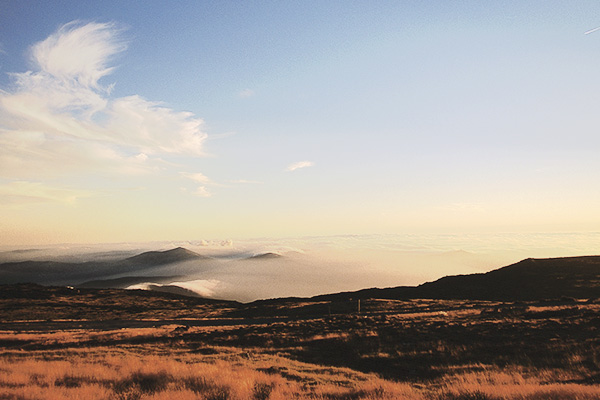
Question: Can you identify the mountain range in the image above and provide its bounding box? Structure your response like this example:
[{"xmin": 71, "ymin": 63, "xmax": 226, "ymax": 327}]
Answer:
[
  {"xmin": 1, "ymin": 248, "xmax": 599, "ymax": 301},
  {"xmin": 0, "ymin": 247, "xmax": 207, "ymax": 287}
]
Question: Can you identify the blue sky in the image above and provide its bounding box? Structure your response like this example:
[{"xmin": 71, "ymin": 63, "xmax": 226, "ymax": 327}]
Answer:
[{"xmin": 1, "ymin": 1, "xmax": 600, "ymax": 245}]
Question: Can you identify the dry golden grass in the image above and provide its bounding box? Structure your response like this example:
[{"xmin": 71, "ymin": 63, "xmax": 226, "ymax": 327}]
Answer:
[
  {"xmin": 0, "ymin": 348, "xmax": 423, "ymax": 400},
  {"xmin": 437, "ymin": 369, "xmax": 600, "ymax": 400},
  {"xmin": 1, "ymin": 343, "xmax": 599, "ymax": 400},
  {"xmin": 2, "ymin": 295, "xmax": 600, "ymax": 399}
]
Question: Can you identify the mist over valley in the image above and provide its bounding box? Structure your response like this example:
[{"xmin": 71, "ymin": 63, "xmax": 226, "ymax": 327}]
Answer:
[{"xmin": 2, "ymin": 233, "xmax": 598, "ymax": 302}]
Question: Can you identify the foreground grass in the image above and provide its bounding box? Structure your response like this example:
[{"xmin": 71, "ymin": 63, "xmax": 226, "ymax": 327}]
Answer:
[
  {"xmin": 1, "ymin": 345, "xmax": 599, "ymax": 400},
  {"xmin": 1, "ymin": 296, "xmax": 600, "ymax": 399},
  {"xmin": 0, "ymin": 348, "xmax": 421, "ymax": 400}
]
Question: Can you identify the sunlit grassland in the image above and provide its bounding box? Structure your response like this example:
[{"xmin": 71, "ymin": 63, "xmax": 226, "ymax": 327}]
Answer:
[
  {"xmin": 1, "ymin": 342, "xmax": 599, "ymax": 400},
  {"xmin": 1, "ymin": 294, "xmax": 600, "ymax": 399},
  {"xmin": 0, "ymin": 345, "xmax": 419, "ymax": 400}
]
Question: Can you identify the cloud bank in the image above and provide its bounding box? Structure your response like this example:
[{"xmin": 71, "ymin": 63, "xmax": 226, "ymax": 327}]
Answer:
[
  {"xmin": 0, "ymin": 21, "xmax": 209, "ymax": 202},
  {"xmin": 128, "ymin": 279, "xmax": 220, "ymax": 298}
]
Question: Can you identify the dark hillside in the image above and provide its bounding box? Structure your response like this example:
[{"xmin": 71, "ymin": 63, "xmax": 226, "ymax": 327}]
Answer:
[
  {"xmin": 77, "ymin": 275, "xmax": 180, "ymax": 289},
  {"xmin": 0, "ymin": 260, "xmax": 107, "ymax": 285},
  {"xmin": 412, "ymin": 255, "xmax": 600, "ymax": 300},
  {"xmin": 314, "ymin": 256, "xmax": 600, "ymax": 301},
  {"xmin": 0, "ymin": 283, "xmax": 239, "ymax": 321},
  {"xmin": 0, "ymin": 247, "xmax": 209, "ymax": 286}
]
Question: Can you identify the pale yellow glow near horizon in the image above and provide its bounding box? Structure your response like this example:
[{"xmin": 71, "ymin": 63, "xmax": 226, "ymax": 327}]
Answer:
[{"xmin": 1, "ymin": 187, "xmax": 599, "ymax": 247}]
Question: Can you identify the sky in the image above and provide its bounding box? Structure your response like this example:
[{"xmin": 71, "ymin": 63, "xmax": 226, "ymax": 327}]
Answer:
[{"xmin": 1, "ymin": 1, "xmax": 600, "ymax": 246}]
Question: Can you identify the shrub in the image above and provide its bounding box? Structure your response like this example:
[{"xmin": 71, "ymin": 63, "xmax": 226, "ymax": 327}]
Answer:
[
  {"xmin": 439, "ymin": 391, "xmax": 499, "ymax": 400},
  {"xmin": 114, "ymin": 371, "xmax": 170, "ymax": 394},
  {"xmin": 253, "ymin": 382, "xmax": 273, "ymax": 400},
  {"xmin": 54, "ymin": 375, "xmax": 82, "ymax": 388}
]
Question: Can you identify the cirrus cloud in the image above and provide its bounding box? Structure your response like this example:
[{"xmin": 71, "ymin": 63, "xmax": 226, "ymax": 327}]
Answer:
[
  {"xmin": 0, "ymin": 181, "xmax": 92, "ymax": 205},
  {"xmin": 238, "ymin": 88, "xmax": 254, "ymax": 98},
  {"xmin": 193, "ymin": 186, "xmax": 213, "ymax": 198},
  {"xmin": 0, "ymin": 21, "xmax": 209, "ymax": 202},
  {"xmin": 286, "ymin": 160, "xmax": 314, "ymax": 172},
  {"xmin": 181, "ymin": 172, "xmax": 213, "ymax": 185},
  {"xmin": 30, "ymin": 20, "xmax": 126, "ymax": 89}
]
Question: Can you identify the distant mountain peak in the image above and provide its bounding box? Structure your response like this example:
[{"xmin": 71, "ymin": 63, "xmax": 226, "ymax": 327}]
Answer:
[
  {"xmin": 166, "ymin": 247, "xmax": 200, "ymax": 257},
  {"xmin": 125, "ymin": 247, "xmax": 208, "ymax": 266},
  {"xmin": 246, "ymin": 252, "xmax": 283, "ymax": 260}
]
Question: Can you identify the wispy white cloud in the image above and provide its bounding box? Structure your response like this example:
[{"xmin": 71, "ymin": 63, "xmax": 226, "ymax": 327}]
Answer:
[
  {"xmin": 229, "ymin": 179, "xmax": 262, "ymax": 184},
  {"xmin": 238, "ymin": 88, "xmax": 254, "ymax": 98},
  {"xmin": 0, "ymin": 181, "xmax": 91, "ymax": 204},
  {"xmin": 194, "ymin": 186, "xmax": 212, "ymax": 197},
  {"xmin": 181, "ymin": 172, "xmax": 213, "ymax": 185},
  {"xmin": 584, "ymin": 26, "xmax": 600, "ymax": 35},
  {"xmin": 0, "ymin": 21, "xmax": 209, "ymax": 202},
  {"xmin": 286, "ymin": 160, "xmax": 314, "ymax": 172},
  {"xmin": 127, "ymin": 279, "xmax": 220, "ymax": 298},
  {"xmin": 170, "ymin": 279, "xmax": 220, "ymax": 297},
  {"xmin": 30, "ymin": 20, "xmax": 126, "ymax": 89},
  {"xmin": 105, "ymin": 95, "xmax": 207, "ymax": 155},
  {"xmin": 180, "ymin": 172, "xmax": 223, "ymax": 197}
]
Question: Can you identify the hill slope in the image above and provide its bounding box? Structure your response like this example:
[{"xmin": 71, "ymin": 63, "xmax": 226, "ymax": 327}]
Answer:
[
  {"xmin": 0, "ymin": 247, "xmax": 209, "ymax": 286},
  {"xmin": 314, "ymin": 256, "xmax": 600, "ymax": 301},
  {"xmin": 0, "ymin": 283, "xmax": 239, "ymax": 321}
]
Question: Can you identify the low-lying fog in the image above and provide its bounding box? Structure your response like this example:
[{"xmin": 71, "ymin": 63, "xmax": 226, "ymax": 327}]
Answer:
[{"xmin": 1, "ymin": 233, "xmax": 598, "ymax": 302}]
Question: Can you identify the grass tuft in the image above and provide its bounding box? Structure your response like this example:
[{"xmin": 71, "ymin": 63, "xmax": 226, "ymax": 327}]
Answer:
[
  {"xmin": 54, "ymin": 375, "xmax": 82, "ymax": 388},
  {"xmin": 114, "ymin": 371, "xmax": 171, "ymax": 394},
  {"xmin": 440, "ymin": 391, "xmax": 499, "ymax": 400},
  {"xmin": 252, "ymin": 382, "xmax": 273, "ymax": 400}
]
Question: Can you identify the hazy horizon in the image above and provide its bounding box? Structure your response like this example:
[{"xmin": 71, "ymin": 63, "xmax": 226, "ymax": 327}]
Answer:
[{"xmin": 2, "ymin": 232, "xmax": 598, "ymax": 301}]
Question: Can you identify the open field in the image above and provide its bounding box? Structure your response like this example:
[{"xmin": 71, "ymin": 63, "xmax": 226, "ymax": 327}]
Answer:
[{"xmin": 1, "ymin": 285, "xmax": 600, "ymax": 399}]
